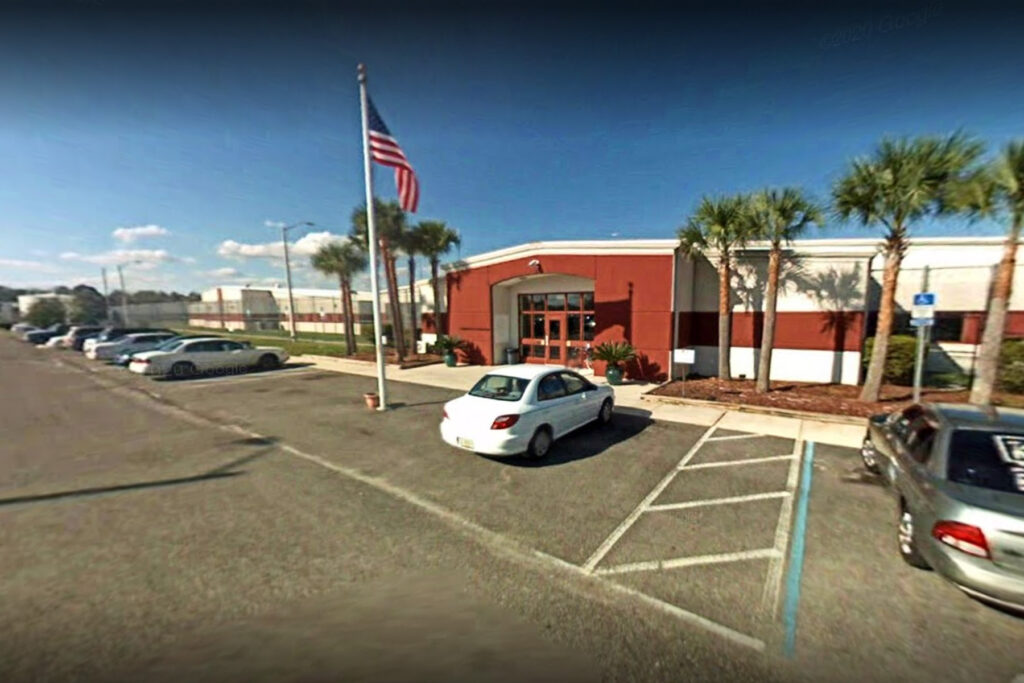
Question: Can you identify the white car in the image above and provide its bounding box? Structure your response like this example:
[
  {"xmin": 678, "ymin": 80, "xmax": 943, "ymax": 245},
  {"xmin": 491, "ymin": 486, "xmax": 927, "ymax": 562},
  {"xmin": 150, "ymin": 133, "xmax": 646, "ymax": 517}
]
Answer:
[
  {"xmin": 440, "ymin": 364, "xmax": 615, "ymax": 459},
  {"xmin": 129, "ymin": 337, "xmax": 289, "ymax": 378},
  {"xmin": 44, "ymin": 334, "xmax": 70, "ymax": 348},
  {"xmin": 87, "ymin": 332, "xmax": 177, "ymax": 361}
]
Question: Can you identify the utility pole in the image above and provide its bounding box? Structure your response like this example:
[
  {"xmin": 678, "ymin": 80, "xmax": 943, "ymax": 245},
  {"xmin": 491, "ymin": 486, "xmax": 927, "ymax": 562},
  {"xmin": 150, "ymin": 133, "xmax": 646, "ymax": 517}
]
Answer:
[
  {"xmin": 277, "ymin": 221, "xmax": 314, "ymax": 341},
  {"xmin": 117, "ymin": 265, "xmax": 130, "ymax": 326},
  {"xmin": 101, "ymin": 267, "xmax": 111, "ymax": 324}
]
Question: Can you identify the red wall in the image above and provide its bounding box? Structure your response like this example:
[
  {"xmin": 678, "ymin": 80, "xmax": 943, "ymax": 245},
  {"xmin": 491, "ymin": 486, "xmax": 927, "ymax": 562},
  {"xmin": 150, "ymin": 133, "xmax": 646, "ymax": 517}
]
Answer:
[
  {"xmin": 680, "ymin": 311, "xmax": 865, "ymax": 352},
  {"xmin": 446, "ymin": 253, "xmax": 675, "ymax": 380}
]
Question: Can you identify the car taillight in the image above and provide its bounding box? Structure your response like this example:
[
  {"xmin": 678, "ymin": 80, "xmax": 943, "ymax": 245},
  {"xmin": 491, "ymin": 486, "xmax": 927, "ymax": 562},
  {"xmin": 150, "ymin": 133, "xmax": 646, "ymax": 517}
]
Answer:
[
  {"xmin": 490, "ymin": 414, "xmax": 519, "ymax": 430},
  {"xmin": 442, "ymin": 408, "xmax": 449, "ymax": 420},
  {"xmin": 134, "ymin": 358, "xmax": 149, "ymax": 364},
  {"xmin": 932, "ymin": 521, "xmax": 990, "ymax": 559}
]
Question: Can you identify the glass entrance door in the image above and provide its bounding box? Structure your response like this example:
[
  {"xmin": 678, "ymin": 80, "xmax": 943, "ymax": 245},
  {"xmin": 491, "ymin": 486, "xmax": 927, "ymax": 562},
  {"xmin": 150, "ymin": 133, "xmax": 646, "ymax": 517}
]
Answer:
[{"xmin": 519, "ymin": 291, "xmax": 594, "ymax": 365}]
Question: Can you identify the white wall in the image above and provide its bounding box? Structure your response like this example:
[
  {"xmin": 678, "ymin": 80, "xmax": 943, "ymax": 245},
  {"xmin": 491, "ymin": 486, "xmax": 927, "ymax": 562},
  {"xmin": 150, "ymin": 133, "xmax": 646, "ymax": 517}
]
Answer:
[{"xmin": 691, "ymin": 345, "xmax": 862, "ymax": 385}]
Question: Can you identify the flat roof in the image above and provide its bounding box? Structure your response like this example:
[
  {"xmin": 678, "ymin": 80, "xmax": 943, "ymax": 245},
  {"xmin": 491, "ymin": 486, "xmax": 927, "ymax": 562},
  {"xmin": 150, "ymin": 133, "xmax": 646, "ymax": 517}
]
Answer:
[{"xmin": 444, "ymin": 235, "xmax": 1018, "ymax": 271}]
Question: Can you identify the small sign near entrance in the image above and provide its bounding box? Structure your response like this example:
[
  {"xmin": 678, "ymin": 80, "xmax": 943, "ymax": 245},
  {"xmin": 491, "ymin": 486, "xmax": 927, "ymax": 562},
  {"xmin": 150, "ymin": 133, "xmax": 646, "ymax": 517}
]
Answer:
[
  {"xmin": 911, "ymin": 292, "xmax": 936, "ymax": 327},
  {"xmin": 673, "ymin": 348, "xmax": 696, "ymax": 364}
]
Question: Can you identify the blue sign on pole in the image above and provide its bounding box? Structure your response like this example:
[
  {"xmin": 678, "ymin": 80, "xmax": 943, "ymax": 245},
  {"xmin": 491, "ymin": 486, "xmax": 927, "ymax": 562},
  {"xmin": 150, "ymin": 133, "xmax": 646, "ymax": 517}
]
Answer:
[{"xmin": 913, "ymin": 293, "xmax": 936, "ymax": 307}]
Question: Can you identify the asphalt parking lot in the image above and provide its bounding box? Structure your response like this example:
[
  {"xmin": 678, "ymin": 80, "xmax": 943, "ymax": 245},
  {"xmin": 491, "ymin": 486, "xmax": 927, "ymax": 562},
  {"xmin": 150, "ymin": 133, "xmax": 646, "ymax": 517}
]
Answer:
[{"xmin": 2, "ymin": 334, "xmax": 1022, "ymax": 682}]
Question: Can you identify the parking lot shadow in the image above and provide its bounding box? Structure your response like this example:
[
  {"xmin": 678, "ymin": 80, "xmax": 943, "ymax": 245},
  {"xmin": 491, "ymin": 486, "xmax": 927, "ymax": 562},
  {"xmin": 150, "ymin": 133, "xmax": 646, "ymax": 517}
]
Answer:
[
  {"xmin": 492, "ymin": 410, "xmax": 654, "ymax": 468},
  {"xmin": 153, "ymin": 362, "xmax": 315, "ymax": 382}
]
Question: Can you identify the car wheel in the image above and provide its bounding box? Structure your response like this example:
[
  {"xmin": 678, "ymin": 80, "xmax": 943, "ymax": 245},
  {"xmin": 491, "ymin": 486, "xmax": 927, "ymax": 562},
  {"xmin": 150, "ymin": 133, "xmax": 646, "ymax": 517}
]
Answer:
[
  {"xmin": 526, "ymin": 427, "xmax": 553, "ymax": 460},
  {"xmin": 597, "ymin": 398, "xmax": 613, "ymax": 426},
  {"xmin": 171, "ymin": 361, "xmax": 196, "ymax": 379},
  {"xmin": 897, "ymin": 502, "xmax": 931, "ymax": 569},
  {"xmin": 861, "ymin": 435, "xmax": 881, "ymax": 474},
  {"xmin": 258, "ymin": 354, "xmax": 280, "ymax": 371}
]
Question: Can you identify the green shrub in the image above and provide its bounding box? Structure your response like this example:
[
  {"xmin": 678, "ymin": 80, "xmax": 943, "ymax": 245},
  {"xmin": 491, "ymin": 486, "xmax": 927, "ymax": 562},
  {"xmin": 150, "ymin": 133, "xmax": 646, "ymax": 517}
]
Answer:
[
  {"xmin": 862, "ymin": 335, "xmax": 918, "ymax": 386},
  {"xmin": 999, "ymin": 339, "xmax": 1024, "ymax": 393}
]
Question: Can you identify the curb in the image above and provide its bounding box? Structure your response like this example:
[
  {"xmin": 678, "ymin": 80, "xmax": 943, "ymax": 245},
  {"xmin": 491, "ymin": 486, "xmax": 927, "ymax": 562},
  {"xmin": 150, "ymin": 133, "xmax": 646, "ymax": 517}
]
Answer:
[
  {"xmin": 641, "ymin": 391, "xmax": 869, "ymax": 426},
  {"xmin": 296, "ymin": 353, "xmax": 443, "ymax": 371}
]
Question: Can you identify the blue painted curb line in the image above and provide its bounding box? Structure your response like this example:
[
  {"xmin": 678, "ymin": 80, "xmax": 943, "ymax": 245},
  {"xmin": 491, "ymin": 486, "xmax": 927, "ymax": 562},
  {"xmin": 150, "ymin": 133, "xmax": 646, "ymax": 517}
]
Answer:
[{"xmin": 782, "ymin": 440, "xmax": 815, "ymax": 659}]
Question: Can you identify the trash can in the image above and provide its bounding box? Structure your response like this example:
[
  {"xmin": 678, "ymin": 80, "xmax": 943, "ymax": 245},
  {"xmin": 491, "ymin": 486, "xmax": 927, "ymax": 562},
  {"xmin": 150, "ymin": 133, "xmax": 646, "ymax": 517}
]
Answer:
[{"xmin": 505, "ymin": 347, "xmax": 520, "ymax": 365}]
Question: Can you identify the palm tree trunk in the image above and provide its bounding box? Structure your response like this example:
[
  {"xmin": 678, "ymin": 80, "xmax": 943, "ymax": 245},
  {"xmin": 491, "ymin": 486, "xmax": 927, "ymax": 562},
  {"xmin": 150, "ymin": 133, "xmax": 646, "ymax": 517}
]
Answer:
[
  {"xmin": 431, "ymin": 257, "xmax": 442, "ymax": 336},
  {"xmin": 407, "ymin": 255, "xmax": 417, "ymax": 353},
  {"xmin": 380, "ymin": 242, "xmax": 406, "ymax": 360},
  {"xmin": 718, "ymin": 258, "xmax": 732, "ymax": 379},
  {"xmin": 756, "ymin": 246, "xmax": 781, "ymax": 393},
  {"xmin": 343, "ymin": 280, "xmax": 357, "ymax": 355},
  {"xmin": 861, "ymin": 249, "xmax": 902, "ymax": 402},
  {"xmin": 970, "ymin": 219, "xmax": 1021, "ymax": 405},
  {"xmin": 338, "ymin": 277, "xmax": 352, "ymax": 355}
]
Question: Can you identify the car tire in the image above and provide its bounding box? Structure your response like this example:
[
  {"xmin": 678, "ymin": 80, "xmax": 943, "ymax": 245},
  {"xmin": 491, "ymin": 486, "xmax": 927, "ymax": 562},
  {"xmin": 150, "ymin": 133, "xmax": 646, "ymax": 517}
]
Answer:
[
  {"xmin": 258, "ymin": 354, "xmax": 280, "ymax": 371},
  {"xmin": 526, "ymin": 427, "xmax": 553, "ymax": 460},
  {"xmin": 897, "ymin": 501, "xmax": 931, "ymax": 569},
  {"xmin": 861, "ymin": 435, "xmax": 881, "ymax": 474},
  {"xmin": 597, "ymin": 398, "xmax": 613, "ymax": 426},
  {"xmin": 171, "ymin": 361, "xmax": 196, "ymax": 379}
]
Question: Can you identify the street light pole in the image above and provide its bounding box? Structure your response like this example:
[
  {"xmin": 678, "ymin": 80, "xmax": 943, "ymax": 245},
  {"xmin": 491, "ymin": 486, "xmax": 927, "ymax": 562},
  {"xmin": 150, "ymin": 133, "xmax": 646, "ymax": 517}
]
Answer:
[
  {"xmin": 117, "ymin": 265, "xmax": 129, "ymax": 326},
  {"xmin": 279, "ymin": 221, "xmax": 314, "ymax": 341}
]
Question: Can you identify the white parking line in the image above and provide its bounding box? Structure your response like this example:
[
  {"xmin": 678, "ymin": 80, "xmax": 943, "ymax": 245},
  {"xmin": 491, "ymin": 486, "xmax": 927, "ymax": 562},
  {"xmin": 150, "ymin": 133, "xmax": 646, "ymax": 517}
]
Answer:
[
  {"xmin": 646, "ymin": 491, "xmax": 790, "ymax": 512},
  {"xmin": 169, "ymin": 367, "xmax": 323, "ymax": 387},
  {"xmin": 761, "ymin": 430, "xmax": 805, "ymax": 616},
  {"xmin": 682, "ymin": 454, "xmax": 795, "ymax": 470},
  {"xmin": 595, "ymin": 548, "xmax": 781, "ymax": 576},
  {"xmin": 582, "ymin": 416, "xmax": 725, "ymax": 573},
  {"xmin": 704, "ymin": 433, "xmax": 765, "ymax": 442}
]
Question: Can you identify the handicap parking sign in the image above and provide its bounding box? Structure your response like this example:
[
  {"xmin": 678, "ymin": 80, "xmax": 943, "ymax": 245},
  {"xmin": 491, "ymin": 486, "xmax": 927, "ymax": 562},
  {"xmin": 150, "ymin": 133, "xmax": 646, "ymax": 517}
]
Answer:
[{"xmin": 913, "ymin": 293, "xmax": 936, "ymax": 307}]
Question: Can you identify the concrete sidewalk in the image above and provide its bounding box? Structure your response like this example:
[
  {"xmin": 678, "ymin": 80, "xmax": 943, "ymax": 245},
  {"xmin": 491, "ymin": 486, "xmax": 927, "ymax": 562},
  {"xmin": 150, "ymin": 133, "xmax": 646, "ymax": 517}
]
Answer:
[{"xmin": 301, "ymin": 355, "xmax": 864, "ymax": 449}]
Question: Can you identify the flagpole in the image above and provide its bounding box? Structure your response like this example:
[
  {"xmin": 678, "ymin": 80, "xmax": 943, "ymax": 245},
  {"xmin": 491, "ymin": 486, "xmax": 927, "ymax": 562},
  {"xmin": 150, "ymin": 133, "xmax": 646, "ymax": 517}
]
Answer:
[{"xmin": 358, "ymin": 63, "xmax": 388, "ymax": 411}]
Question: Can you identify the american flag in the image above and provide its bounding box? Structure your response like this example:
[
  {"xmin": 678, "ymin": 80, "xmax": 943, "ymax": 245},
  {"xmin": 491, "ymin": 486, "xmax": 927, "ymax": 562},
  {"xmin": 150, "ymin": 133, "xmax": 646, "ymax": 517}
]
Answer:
[{"xmin": 367, "ymin": 96, "xmax": 419, "ymax": 213}]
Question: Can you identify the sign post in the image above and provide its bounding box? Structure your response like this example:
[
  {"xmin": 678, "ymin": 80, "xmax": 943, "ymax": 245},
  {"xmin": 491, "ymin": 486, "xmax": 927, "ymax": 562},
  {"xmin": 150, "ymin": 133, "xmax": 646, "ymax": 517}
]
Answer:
[{"xmin": 910, "ymin": 291, "xmax": 935, "ymax": 403}]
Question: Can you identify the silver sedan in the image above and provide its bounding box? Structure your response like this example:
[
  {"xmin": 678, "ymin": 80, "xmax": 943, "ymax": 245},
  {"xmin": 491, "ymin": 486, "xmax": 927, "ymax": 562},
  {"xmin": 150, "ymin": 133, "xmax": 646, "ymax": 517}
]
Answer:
[{"xmin": 863, "ymin": 402, "xmax": 1024, "ymax": 612}]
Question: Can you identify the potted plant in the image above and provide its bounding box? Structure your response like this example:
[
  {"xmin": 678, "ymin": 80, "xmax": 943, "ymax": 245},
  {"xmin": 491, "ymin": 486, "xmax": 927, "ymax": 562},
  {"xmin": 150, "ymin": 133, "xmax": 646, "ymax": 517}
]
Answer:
[
  {"xmin": 592, "ymin": 341, "xmax": 636, "ymax": 386},
  {"xmin": 433, "ymin": 335, "xmax": 465, "ymax": 367}
]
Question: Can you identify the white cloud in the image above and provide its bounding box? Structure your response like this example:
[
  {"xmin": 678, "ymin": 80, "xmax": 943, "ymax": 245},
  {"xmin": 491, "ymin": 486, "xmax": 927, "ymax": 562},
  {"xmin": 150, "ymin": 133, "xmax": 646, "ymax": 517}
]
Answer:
[
  {"xmin": 59, "ymin": 249, "xmax": 176, "ymax": 267},
  {"xmin": 0, "ymin": 258, "xmax": 52, "ymax": 270},
  {"xmin": 111, "ymin": 224, "xmax": 169, "ymax": 243},
  {"xmin": 206, "ymin": 267, "xmax": 243, "ymax": 278},
  {"xmin": 217, "ymin": 231, "xmax": 348, "ymax": 261}
]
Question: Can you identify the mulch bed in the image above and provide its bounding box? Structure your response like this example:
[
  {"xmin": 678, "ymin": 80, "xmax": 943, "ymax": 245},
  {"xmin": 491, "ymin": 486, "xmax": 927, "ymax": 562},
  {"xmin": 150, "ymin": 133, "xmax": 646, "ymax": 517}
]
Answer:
[{"xmin": 649, "ymin": 378, "xmax": 1024, "ymax": 418}]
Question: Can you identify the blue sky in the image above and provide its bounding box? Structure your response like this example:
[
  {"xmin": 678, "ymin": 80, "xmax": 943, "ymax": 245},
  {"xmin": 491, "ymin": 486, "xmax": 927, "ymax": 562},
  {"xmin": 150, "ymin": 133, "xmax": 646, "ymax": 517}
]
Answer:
[{"xmin": 1, "ymin": 2, "xmax": 1022, "ymax": 292}]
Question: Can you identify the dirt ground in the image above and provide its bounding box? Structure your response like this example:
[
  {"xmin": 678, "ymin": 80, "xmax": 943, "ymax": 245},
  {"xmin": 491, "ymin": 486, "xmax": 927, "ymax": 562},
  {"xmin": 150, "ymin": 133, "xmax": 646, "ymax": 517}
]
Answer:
[{"xmin": 649, "ymin": 378, "xmax": 1024, "ymax": 417}]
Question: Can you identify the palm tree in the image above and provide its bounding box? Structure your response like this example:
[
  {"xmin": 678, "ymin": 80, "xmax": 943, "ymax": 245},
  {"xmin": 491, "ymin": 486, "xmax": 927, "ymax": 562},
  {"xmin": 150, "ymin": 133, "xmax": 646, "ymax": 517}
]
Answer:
[
  {"xmin": 310, "ymin": 241, "xmax": 367, "ymax": 355},
  {"xmin": 834, "ymin": 133, "xmax": 983, "ymax": 402},
  {"xmin": 744, "ymin": 188, "xmax": 823, "ymax": 393},
  {"xmin": 948, "ymin": 141, "xmax": 1024, "ymax": 404},
  {"xmin": 415, "ymin": 220, "xmax": 461, "ymax": 335},
  {"xmin": 398, "ymin": 224, "xmax": 426, "ymax": 350},
  {"xmin": 351, "ymin": 199, "xmax": 409, "ymax": 360},
  {"xmin": 678, "ymin": 195, "xmax": 752, "ymax": 380}
]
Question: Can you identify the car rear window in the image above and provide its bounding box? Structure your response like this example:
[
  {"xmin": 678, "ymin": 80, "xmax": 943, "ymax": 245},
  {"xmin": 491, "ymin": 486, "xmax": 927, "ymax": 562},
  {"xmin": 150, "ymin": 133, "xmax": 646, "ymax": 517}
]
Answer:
[
  {"xmin": 469, "ymin": 375, "xmax": 529, "ymax": 401},
  {"xmin": 948, "ymin": 429, "xmax": 1024, "ymax": 495}
]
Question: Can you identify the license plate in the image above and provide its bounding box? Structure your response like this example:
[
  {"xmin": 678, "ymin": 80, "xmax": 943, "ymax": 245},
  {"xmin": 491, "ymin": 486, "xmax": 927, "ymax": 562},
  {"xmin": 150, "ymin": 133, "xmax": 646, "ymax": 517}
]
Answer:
[{"xmin": 456, "ymin": 437, "xmax": 474, "ymax": 450}]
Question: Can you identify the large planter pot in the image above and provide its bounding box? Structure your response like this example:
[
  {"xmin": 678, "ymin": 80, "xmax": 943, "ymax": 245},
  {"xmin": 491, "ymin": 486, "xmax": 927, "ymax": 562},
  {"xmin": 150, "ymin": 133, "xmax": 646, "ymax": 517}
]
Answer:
[
  {"xmin": 605, "ymin": 365, "xmax": 623, "ymax": 386},
  {"xmin": 444, "ymin": 351, "xmax": 457, "ymax": 367},
  {"xmin": 364, "ymin": 392, "xmax": 380, "ymax": 410}
]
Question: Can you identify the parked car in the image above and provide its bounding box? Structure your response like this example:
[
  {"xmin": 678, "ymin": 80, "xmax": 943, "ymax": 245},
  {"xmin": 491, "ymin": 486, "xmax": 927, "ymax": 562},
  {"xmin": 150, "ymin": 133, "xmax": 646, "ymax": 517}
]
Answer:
[
  {"xmin": 129, "ymin": 337, "xmax": 288, "ymax": 378},
  {"xmin": 862, "ymin": 403, "xmax": 1024, "ymax": 612},
  {"xmin": 11, "ymin": 323, "xmax": 37, "ymax": 336},
  {"xmin": 45, "ymin": 333, "xmax": 71, "ymax": 348},
  {"xmin": 83, "ymin": 327, "xmax": 173, "ymax": 354},
  {"xmin": 112, "ymin": 334, "xmax": 221, "ymax": 367},
  {"xmin": 62, "ymin": 325, "xmax": 105, "ymax": 351},
  {"xmin": 87, "ymin": 331, "xmax": 179, "ymax": 361},
  {"xmin": 24, "ymin": 324, "xmax": 70, "ymax": 344},
  {"xmin": 440, "ymin": 365, "xmax": 615, "ymax": 459}
]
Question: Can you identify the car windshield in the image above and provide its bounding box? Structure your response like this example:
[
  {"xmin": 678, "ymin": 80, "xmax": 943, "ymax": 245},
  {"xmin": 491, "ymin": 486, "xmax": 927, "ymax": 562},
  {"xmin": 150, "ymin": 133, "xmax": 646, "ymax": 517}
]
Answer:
[
  {"xmin": 947, "ymin": 429, "xmax": 1024, "ymax": 495},
  {"xmin": 468, "ymin": 374, "xmax": 530, "ymax": 401},
  {"xmin": 158, "ymin": 340, "xmax": 186, "ymax": 353}
]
